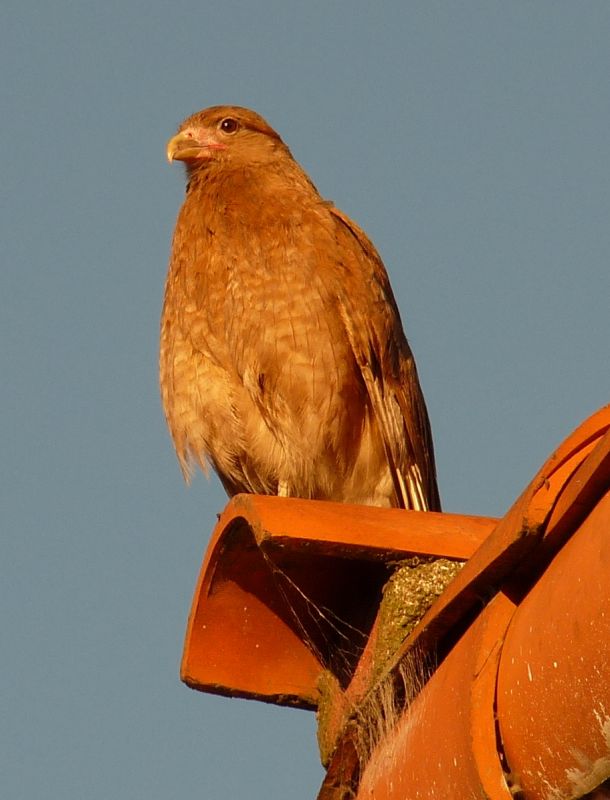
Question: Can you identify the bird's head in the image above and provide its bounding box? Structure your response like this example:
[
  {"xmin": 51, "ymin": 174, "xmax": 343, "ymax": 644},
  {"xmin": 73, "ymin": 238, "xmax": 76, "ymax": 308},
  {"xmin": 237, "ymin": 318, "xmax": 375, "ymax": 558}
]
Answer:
[{"xmin": 166, "ymin": 105, "xmax": 290, "ymax": 175}]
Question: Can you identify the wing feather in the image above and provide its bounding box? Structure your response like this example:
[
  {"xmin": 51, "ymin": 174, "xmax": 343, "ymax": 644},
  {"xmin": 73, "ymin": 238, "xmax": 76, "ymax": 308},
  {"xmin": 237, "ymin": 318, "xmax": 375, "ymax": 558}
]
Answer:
[{"xmin": 329, "ymin": 206, "xmax": 441, "ymax": 511}]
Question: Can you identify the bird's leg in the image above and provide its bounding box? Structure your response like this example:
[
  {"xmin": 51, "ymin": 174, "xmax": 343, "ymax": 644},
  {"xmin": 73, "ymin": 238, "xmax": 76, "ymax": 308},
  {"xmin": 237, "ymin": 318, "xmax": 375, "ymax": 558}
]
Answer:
[{"xmin": 277, "ymin": 480, "xmax": 290, "ymax": 497}]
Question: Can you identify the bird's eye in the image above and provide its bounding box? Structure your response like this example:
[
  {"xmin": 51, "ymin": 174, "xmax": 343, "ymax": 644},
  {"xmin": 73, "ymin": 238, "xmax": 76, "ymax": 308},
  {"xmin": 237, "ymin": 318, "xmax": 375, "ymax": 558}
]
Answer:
[{"xmin": 219, "ymin": 117, "xmax": 239, "ymax": 134}]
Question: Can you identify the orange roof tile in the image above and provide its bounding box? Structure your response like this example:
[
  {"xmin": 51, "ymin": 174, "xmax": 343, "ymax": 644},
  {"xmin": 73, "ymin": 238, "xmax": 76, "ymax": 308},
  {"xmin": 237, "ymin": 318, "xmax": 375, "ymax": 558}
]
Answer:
[{"xmin": 180, "ymin": 404, "xmax": 610, "ymax": 799}]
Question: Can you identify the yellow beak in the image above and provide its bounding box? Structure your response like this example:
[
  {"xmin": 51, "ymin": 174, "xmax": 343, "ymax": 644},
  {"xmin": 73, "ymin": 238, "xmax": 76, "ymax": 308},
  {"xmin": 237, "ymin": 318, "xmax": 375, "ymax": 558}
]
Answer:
[{"xmin": 166, "ymin": 131, "xmax": 204, "ymax": 163}]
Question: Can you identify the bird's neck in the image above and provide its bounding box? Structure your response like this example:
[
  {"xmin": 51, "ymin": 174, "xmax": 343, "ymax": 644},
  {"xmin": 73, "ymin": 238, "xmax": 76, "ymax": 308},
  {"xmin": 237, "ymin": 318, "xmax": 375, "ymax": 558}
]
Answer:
[{"xmin": 185, "ymin": 160, "xmax": 319, "ymax": 213}]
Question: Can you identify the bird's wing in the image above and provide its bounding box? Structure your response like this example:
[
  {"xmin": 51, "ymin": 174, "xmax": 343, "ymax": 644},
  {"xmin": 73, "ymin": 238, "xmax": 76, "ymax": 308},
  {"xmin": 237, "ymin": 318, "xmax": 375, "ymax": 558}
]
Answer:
[{"xmin": 329, "ymin": 206, "xmax": 441, "ymax": 511}]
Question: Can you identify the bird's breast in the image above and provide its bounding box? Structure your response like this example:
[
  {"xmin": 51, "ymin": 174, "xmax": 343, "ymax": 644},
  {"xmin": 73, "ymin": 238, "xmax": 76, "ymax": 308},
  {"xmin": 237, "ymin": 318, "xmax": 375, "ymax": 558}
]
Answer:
[{"xmin": 161, "ymin": 187, "xmax": 369, "ymax": 488}]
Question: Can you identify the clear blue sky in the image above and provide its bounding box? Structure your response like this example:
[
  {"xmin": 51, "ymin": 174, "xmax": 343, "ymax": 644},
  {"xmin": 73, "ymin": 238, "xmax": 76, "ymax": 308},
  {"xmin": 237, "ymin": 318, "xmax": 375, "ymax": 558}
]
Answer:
[{"xmin": 2, "ymin": 3, "xmax": 609, "ymax": 798}]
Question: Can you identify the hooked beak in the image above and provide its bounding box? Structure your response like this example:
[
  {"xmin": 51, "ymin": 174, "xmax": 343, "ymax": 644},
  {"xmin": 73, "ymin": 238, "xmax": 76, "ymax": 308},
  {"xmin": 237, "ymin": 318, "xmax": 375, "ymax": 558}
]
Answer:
[{"xmin": 166, "ymin": 130, "xmax": 226, "ymax": 163}]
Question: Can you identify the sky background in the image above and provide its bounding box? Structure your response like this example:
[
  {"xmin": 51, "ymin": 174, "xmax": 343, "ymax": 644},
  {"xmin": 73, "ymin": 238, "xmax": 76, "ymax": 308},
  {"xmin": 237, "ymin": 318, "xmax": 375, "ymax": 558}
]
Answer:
[{"xmin": 2, "ymin": 2, "xmax": 609, "ymax": 798}]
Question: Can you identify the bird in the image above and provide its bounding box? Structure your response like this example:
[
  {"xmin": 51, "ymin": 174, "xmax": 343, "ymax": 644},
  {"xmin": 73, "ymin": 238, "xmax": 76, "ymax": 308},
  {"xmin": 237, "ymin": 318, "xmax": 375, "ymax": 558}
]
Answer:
[{"xmin": 160, "ymin": 105, "xmax": 440, "ymax": 511}]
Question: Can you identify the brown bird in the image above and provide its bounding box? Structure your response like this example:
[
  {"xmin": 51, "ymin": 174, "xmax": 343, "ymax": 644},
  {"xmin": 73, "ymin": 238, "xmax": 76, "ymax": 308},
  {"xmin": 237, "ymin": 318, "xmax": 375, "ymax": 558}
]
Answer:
[{"xmin": 160, "ymin": 105, "xmax": 440, "ymax": 510}]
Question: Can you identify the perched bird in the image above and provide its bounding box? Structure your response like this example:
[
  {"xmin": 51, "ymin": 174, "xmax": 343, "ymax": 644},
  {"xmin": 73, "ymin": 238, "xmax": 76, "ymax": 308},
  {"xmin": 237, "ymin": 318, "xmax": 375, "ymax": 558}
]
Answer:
[{"xmin": 160, "ymin": 105, "xmax": 440, "ymax": 510}]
